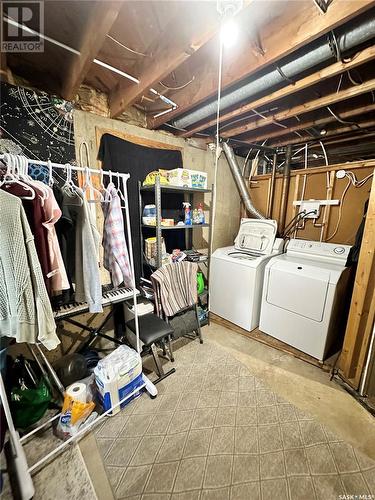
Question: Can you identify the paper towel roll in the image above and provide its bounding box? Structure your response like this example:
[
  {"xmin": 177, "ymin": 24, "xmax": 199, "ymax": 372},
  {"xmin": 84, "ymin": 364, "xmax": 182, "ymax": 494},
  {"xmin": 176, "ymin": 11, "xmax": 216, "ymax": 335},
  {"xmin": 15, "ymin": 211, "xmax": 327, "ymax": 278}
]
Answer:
[{"xmin": 66, "ymin": 382, "xmax": 87, "ymax": 403}]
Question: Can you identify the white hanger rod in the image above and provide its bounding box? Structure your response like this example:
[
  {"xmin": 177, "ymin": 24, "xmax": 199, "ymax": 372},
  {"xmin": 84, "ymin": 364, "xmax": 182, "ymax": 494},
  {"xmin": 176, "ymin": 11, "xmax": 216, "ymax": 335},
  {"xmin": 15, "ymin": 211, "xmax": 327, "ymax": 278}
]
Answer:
[{"xmin": 0, "ymin": 155, "xmax": 130, "ymax": 181}]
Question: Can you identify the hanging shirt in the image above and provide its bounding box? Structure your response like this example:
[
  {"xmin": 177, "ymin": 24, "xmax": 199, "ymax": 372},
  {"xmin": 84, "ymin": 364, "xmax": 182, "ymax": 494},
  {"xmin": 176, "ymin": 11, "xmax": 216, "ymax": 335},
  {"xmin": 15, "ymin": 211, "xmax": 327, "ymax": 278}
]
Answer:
[
  {"xmin": 54, "ymin": 185, "xmax": 75, "ymax": 304},
  {"xmin": 41, "ymin": 186, "xmax": 70, "ymax": 292},
  {"xmin": 102, "ymin": 183, "xmax": 133, "ymax": 288},
  {"xmin": 1, "ymin": 182, "xmax": 53, "ymax": 296},
  {"xmin": 0, "ymin": 190, "xmax": 59, "ymax": 350},
  {"xmin": 57, "ymin": 186, "xmax": 102, "ymax": 313}
]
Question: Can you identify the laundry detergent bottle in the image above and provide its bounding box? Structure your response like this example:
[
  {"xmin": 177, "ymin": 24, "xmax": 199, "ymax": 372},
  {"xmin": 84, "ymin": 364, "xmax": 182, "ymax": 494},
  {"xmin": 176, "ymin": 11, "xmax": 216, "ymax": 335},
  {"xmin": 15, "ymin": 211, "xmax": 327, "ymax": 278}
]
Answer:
[{"xmin": 183, "ymin": 202, "xmax": 192, "ymax": 225}]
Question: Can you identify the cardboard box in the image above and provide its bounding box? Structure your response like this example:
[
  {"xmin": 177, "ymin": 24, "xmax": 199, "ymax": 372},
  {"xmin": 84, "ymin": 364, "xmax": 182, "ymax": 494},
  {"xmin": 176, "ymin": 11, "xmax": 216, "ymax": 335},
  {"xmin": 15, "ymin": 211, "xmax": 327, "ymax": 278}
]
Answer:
[{"xmin": 168, "ymin": 168, "xmax": 208, "ymax": 189}]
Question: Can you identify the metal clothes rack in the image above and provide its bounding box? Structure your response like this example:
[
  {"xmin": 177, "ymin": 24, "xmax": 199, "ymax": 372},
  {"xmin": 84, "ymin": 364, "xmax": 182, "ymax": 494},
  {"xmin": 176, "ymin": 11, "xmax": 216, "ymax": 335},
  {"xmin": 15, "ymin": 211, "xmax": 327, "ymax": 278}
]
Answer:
[{"xmin": 0, "ymin": 155, "xmax": 158, "ymax": 498}]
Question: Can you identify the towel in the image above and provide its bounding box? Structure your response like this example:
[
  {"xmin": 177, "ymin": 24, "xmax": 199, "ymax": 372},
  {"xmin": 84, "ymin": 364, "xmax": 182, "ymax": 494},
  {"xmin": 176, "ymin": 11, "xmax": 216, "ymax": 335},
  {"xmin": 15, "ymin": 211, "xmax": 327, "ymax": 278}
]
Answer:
[{"xmin": 151, "ymin": 261, "xmax": 197, "ymax": 318}]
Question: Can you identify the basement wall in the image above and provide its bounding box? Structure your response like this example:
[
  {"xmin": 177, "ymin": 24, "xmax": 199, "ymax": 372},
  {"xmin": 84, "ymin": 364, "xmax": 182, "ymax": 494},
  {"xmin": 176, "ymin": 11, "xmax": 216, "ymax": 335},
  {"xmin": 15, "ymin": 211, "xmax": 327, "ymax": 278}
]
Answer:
[{"xmin": 73, "ymin": 109, "xmax": 241, "ymax": 252}]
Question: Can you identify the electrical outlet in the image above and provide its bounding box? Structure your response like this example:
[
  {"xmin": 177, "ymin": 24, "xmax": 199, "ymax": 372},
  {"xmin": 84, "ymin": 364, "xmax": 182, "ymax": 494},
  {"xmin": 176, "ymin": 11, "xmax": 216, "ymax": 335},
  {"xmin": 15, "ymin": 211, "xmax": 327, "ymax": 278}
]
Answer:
[{"xmin": 300, "ymin": 200, "xmax": 320, "ymax": 218}]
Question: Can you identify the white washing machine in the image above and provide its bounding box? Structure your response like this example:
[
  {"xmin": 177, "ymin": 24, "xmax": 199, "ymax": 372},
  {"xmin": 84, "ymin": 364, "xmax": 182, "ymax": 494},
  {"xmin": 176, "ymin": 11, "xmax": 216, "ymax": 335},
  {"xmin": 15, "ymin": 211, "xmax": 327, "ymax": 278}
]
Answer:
[
  {"xmin": 210, "ymin": 219, "xmax": 283, "ymax": 331},
  {"xmin": 259, "ymin": 239, "xmax": 352, "ymax": 360}
]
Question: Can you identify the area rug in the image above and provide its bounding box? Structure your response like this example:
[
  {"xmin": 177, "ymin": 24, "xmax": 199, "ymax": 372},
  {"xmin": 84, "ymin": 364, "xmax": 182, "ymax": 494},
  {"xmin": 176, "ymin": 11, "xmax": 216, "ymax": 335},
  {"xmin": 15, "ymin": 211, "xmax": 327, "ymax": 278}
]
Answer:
[{"xmin": 95, "ymin": 337, "xmax": 375, "ymax": 500}]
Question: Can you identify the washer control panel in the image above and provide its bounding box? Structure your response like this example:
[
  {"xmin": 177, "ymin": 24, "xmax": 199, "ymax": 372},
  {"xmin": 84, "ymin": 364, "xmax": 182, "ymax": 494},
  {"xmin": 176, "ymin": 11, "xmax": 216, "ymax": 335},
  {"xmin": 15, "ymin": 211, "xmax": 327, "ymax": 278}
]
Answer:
[{"xmin": 287, "ymin": 239, "xmax": 351, "ymax": 265}]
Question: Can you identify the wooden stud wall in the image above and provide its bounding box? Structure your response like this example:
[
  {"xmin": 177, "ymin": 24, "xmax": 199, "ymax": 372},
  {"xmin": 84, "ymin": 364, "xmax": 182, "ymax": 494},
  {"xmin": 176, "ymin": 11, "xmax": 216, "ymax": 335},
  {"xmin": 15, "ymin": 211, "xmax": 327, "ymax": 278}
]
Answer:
[
  {"xmin": 249, "ymin": 160, "xmax": 375, "ymax": 389},
  {"xmin": 250, "ymin": 161, "xmax": 375, "ymax": 245},
  {"xmin": 340, "ymin": 174, "xmax": 375, "ymax": 388}
]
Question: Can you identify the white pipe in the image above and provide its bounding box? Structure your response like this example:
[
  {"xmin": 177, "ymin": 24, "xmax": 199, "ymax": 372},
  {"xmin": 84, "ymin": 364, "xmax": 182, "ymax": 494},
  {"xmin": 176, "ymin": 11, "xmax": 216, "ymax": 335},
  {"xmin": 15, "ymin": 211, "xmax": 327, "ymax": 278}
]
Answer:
[
  {"xmin": 20, "ymin": 413, "xmax": 61, "ymax": 443},
  {"xmin": 121, "ymin": 176, "xmax": 140, "ymax": 355}
]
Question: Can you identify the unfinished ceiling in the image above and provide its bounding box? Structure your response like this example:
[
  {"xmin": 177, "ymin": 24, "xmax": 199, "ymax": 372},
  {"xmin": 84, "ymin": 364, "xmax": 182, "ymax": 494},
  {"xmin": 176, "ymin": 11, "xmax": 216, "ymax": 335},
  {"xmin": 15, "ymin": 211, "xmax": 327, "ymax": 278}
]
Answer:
[{"xmin": 2, "ymin": 0, "xmax": 375, "ymax": 166}]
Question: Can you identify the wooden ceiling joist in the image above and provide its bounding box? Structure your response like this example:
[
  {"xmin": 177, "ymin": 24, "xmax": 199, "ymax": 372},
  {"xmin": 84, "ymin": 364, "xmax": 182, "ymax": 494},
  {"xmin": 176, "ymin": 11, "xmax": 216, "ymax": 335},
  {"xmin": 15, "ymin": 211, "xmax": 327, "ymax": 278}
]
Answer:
[
  {"xmin": 243, "ymin": 102, "xmax": 375, "ymax": 144},
  {"xmin": 267, "ymin": 118, "xmax": 375, "ymax": 147},
  {"xmin": 60, "ymin": 1, "xmax": 122, "ymax": 101},
  {"xmin": 222, "ymin": 77, "xmax": 375, "ymax": 138},
  {"xmin": 179, "ymin": 45, "xmax": 375, "ymax": 138},
  {"xmin": 149, "ymin": 0, "xmax": 374, "ymax": 129},
  {"xmin": 109, "ymin": 7, "xmax": 221, "ymax": 118}
]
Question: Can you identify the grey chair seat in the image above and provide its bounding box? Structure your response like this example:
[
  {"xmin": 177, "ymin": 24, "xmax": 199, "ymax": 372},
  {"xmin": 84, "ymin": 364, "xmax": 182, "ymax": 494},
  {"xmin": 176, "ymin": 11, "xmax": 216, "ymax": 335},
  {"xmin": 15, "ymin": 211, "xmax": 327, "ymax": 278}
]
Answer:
[
  {"xmin": 126, "ymin": 313, "xmax": 174, "ymax": 346},
  {"xmin": 126, "ymin": 313, "xmax": 175, "ymax": 386}
]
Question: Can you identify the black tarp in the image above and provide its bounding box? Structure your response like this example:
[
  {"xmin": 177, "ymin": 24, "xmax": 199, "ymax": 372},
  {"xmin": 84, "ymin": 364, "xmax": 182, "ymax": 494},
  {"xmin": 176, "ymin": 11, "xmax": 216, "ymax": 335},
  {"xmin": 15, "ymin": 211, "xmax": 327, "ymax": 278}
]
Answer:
[{"xmin": 98, "ymin": 133, "xmax": 185, "ymax": 283}]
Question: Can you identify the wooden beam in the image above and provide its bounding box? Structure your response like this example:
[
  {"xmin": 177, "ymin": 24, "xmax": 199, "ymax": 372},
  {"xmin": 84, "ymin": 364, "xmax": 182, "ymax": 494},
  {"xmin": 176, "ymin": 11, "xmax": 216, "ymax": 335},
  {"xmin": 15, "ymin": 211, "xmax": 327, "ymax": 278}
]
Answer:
[
  {"xmin": 243, "ymin": 103, "xmax": 375, "ymax": 144},
  {"xmin": 150, "ymin": 0, "xmax": 375, "ymax": 129},
  {"xmin": 268, "ymin": 118, "xmax": 375, "ymax": 147},
  {"xmin": 109, "ymin": 5, "xmax": 221, "ymax": 118},
  {"xmin": 179, "ymin": 45, "xmax": 375, "ymax": 138},
  {"xmin": 225, "ymin": 78, "xmax": 375, "ymax": 138},
  {"xmin": 340, "ymin": 174, "xmax": 375, "ymax": 386},
  {"xmin": 252, "ymin": 159, "xmax": 375, "ymax": 179},
  {"xmin": 60, "ymin": 1, "xmax": 122, "ymax": 101}
]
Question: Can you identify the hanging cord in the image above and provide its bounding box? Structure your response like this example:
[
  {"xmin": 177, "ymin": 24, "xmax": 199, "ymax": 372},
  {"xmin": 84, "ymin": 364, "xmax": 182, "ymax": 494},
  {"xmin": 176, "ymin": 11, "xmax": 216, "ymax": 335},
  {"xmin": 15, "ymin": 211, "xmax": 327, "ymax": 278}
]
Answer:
[
  {"xmin": 209, "ymin": 25, "xmax": 224, "ymax": 264},
  {"xmin": 328, "ymin": 30, "xmax": 342, "ymax": 62},
  {"xmin": 106, "ymin": 34, "xmax": 150, "ymax": 57},
  {"xmin": 325, "ymin": 178, "xmax": 351, "ymax": 242},
  {"xmin": 326, "ymin": 106, "xmax": 361, "ymax": 128},
  {"xmin": 325, "ymin": 171, "xmax": 374, "ymax": 241},
  {"xmin": 159, "ymin": 76, "xmax": 195, "ymax": 91},
  {"xmin": 319, "ymin": 141, "xmax": 329, "ymax": 166}
]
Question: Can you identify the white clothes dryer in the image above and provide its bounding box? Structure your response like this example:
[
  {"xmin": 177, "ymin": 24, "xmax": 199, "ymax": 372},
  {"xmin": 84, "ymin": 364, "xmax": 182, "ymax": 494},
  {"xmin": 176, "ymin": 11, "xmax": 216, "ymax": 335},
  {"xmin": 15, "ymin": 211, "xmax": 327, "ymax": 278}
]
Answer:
[
  {"xmin": 210, "ymin": 219, "xmax": 283, "ymax": 331},
  {"xmin": 259, "ymin": 239, "xmax": 352, "ymax": 360}
]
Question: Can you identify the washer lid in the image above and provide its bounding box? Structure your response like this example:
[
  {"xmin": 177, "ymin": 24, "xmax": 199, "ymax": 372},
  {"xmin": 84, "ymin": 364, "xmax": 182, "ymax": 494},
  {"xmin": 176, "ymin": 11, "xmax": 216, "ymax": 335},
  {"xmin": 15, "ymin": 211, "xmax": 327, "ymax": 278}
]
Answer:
[{"xmin": 234, "ymin": 219, "xmax": 277, "ymax": 255}]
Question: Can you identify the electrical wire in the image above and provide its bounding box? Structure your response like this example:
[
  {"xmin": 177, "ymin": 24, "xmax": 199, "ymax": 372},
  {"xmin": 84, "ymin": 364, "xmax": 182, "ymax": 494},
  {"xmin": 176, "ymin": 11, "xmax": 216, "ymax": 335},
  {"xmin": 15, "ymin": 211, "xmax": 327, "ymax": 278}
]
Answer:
[
  {"xmin": 159, "ymin": 76, "xmax": 195, "ymax": 91},
  {"xmin": 325, "ymin": 170, "xmax": 373, "ymax": 242},
  {"xmin": 106, "ymin": 34, "xmax": 150, "ymax": 57},
  {"xmin": 325, "ymin": 178, "xmax": 351, "ymax": 242},
  {"xmin": 319, "ymin": 141, "xmax": 329, "ymax": 166},
  {"xmin": 336, "ymin": 73, "xmax": 344, "ymax": 94},
  {"xmin": 326, "ymin": 106, "xmax": 360, "ymax": 127},
  {"xmin": 252, "ymin": 108, "xmax": 288, "ymax": 129},
  {"xmin": 347, "ymin": 69, "xmax": 362, "ymax": 86}
]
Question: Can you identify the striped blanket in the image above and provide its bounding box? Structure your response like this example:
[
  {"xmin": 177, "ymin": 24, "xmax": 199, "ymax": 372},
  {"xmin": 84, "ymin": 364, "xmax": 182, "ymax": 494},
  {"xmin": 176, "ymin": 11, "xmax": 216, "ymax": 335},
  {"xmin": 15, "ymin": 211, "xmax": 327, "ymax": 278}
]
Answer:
[{"xmin": 151, "ymin": 261, "xmax": 198, "ymax": 318}]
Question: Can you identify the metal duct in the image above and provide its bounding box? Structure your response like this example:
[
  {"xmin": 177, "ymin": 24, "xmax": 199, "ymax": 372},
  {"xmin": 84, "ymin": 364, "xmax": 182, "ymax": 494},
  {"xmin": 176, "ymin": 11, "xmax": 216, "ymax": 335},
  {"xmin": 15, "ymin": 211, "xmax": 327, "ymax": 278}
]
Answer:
[
  {"xmin": 173, "ymin": 13, "xmax": 375, "ymax": 129},
  {"xmin": 222, "ymin": 142, "xmax": 266, "ymax": 219}
]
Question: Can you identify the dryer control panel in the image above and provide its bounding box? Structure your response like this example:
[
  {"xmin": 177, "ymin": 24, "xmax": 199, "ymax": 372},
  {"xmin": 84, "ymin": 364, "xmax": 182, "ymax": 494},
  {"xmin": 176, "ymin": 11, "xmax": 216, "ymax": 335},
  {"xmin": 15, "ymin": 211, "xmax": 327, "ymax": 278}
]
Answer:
[{"xmin": 286, "ymin": 239, "xmax": 351, "ymax": 266}]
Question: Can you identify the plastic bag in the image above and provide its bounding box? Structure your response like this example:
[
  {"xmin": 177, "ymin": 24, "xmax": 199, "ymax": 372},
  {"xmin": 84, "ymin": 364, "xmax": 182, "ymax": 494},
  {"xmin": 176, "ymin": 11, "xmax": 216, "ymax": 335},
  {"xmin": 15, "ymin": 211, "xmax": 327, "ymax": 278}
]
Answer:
[
  {"xmin": 10, "ymin": 380, "xmax": 51, "ymax": 429},
  {"xmin": 9, "ymin": 356, "xmax": 51, "ymax": 429},
  {"xmin": 56, "ymin": 393, "xmax": 94, "ymax": 440}
]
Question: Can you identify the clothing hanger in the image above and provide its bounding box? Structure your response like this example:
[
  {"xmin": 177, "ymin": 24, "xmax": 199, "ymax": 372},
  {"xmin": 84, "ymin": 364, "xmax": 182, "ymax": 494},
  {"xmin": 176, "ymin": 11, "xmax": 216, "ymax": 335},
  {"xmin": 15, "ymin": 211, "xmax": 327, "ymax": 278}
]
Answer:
[
  {"xmin": 0, "ymin": 153, "xmax": 35, "ymax": 199},
  {"xmin": 82, "ymin": 166, "xmax": 104, "ymax": 203},
  {"xmin": 99, "ymin": 169, "xmax": 112, "ymax": 203},
  {"xmin": 47, "ymin": 160, "xmax": 54, "ymax": 187},
  {"xmin": 115, "ymin": 172, "xmax": 127, "ymax": 203},
  {"xmin": 62, "ymin": 163, "xmax": 79, "ymax": 196},
  {"xmin": 18, "ymin": 155, "xmax": 49, "ymax": 203}
]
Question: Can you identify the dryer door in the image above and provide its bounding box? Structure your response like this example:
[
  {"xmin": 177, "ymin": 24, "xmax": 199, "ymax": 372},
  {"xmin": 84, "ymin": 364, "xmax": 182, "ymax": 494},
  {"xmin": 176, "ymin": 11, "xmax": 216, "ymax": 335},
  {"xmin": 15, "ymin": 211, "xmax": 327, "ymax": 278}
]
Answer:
[{"xmin": 266, "ymin": 260, "xmax": 330, "ymax": 322}]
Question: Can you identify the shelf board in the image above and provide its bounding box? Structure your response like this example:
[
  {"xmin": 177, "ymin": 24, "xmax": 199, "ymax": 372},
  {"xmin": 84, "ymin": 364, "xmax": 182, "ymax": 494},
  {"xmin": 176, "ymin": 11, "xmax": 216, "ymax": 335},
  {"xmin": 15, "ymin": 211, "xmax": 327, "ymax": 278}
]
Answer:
[
  {"xmin": 141, "ymin": 184, "xmax": 211, "ymax": 194},
  {"xmin": 142, "ymin": 224, "xmax": 210, "ymax": 230}
]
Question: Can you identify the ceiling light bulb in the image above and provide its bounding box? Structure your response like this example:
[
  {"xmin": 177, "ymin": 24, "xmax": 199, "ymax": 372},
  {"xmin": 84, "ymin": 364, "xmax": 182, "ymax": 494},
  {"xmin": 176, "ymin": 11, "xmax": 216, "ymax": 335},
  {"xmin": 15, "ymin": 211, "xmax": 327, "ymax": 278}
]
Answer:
[
  {"xmin": 320, "ymin": 129, "xmax": 327, "ymax": 135},
  {"xmin": 221, "ymin": 18, "xmax": 238, "ymax": 48}
]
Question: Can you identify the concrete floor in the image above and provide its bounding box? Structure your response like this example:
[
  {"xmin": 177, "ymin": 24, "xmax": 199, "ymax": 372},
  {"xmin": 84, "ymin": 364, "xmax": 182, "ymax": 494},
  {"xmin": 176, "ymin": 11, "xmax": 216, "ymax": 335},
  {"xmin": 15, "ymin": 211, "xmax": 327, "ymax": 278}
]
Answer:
[
  {"xmin": 19, "ymin": 322, "xmax": 371, "ymax": 500},
  {"xmin": 206, "ymin": 323, "xmax": 375, "ymax": 460}
]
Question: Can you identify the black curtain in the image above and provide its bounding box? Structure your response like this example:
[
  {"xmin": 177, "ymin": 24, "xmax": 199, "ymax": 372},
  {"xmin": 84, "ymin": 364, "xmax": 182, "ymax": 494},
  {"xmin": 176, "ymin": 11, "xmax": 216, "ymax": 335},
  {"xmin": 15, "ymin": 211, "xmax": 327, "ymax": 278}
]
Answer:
[{"xmin": 98, "ymin": 133, "xmax": 185, "ymax": 284}]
